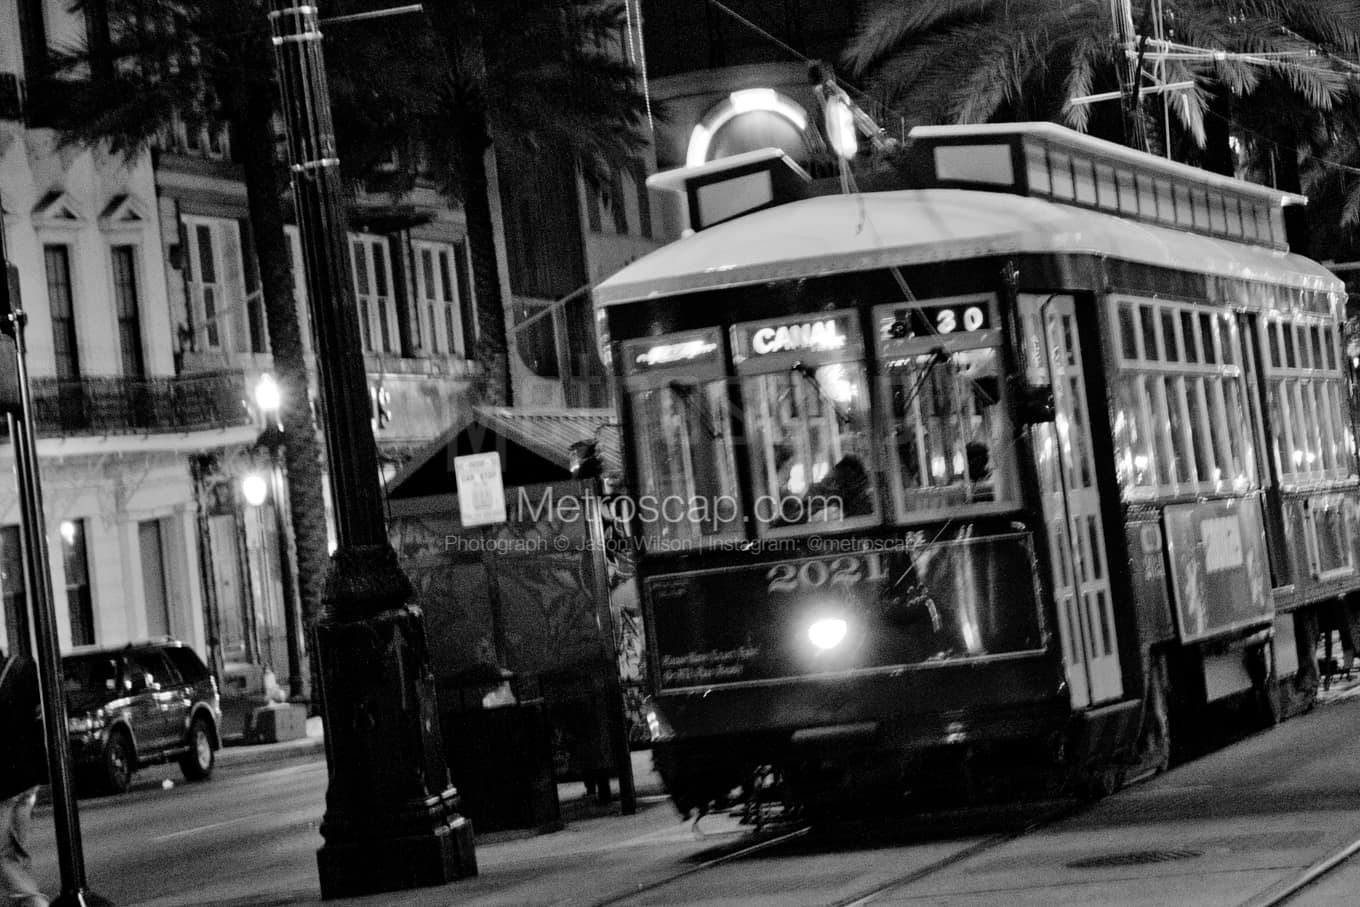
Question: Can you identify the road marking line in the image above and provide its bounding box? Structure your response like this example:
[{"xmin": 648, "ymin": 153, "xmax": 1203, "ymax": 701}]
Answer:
[{"xmin": 152, "ymin": 812, "xmax": 271, "ymax": 842}]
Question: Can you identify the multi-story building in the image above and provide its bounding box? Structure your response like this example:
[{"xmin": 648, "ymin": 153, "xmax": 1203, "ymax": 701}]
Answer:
[
  {"xmin": 0, "ymin": 1, "xmax": 255, "ymax": 667},
  {"xmin": 0, "ymin": 0, "xmax": 671, "ymax": 721},
  {"xmin": 0, "ymin": 0, "xmax": 482, "ymax": 714}
]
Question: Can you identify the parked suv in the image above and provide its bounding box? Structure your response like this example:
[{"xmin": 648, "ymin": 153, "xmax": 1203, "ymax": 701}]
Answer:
[{"xmin": 62, "ymin": 639, "xmax": 222, "ymax": 794}]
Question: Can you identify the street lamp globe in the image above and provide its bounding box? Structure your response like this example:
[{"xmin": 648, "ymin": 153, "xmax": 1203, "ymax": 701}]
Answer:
[
  {"xmin": 255, "ymin": 373, "xmax": 281, "ymax": 414},
  {"xmin": 241, "ymin": 473, "xmax": 270, "ymax": 507}
]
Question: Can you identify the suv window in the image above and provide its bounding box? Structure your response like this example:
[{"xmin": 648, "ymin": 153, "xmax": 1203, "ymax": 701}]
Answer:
[
  {"xmin": 129, "ymin": 650, "xmax": 179, "ymax": 690},
  {"xmin": 163, "ymin": 646, "xmax": 209, "ymax": 683},
  {"xmin": 63, "ymin": 654, "xmax": 121, "ymax": 694}
]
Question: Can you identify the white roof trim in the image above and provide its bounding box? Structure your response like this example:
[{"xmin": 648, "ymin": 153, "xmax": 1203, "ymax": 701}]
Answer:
[{"xmin": 594, "ymin": 189, "xmax": 1339, "ymax": 308}]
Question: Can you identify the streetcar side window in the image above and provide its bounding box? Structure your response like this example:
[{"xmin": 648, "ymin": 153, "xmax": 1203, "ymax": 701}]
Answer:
[
  {"xmin": 1110, "ymin": 297, "xmax": 1258, "ymax": 499},
  {"xmin": 622, "ymin": 330, "xmax": 743, "ymax": 548},
  {"xmin": 732, "ymin": 311, "xmax": 879, "ymax": 536},
  {"xmin": 1261, "ymin": 316, "xmax": 1357, "ymax": 487}
]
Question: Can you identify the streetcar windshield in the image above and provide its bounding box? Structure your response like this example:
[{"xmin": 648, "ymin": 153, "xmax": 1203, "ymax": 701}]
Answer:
[
  {"xmin": 741, "ymin": 362, "xmax": 878, "ymax": 534},
  {"xmin": 623, "ymin": 329, "xmax": 743, "ymax": 548},
  {"xmin": 631, "ymin": 380, "xmax": 742, "ymax": 545},
  {"xmin": 733, "ymin": 310, "xmax": 880, "ymax": 536}
]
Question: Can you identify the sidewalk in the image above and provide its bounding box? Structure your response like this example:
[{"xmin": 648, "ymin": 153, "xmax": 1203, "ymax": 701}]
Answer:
[
  {"xmin": 215, "ymin": 716, "xmax": 667, "ymax": 801},
  {"xmin": 214, "ymin": 715, "xmax": 328, "ymax": 770}
]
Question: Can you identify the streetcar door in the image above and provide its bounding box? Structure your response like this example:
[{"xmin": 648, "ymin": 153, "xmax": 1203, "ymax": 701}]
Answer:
[{"xmin": 1020, "ymin": 294, "xmax": 1124, "ymax": 706}]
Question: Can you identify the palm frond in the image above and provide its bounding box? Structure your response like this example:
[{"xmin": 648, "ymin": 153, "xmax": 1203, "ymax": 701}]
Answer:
[
  {"xmin": 1059, "ymin": 33, "xmax": 1100, "ymax": 132},
  {"xmin": 842, "ymin": 0, "xmax": 995, "ymax": 76}
]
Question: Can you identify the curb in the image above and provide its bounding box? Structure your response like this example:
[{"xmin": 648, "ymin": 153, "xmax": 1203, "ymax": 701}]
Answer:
[{"xmin": 216, "ymin": 737, "xmax": 327, "ymax": 770}]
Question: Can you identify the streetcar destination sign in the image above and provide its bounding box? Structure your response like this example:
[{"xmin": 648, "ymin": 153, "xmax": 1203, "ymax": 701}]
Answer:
[
  {"xmin": 733, "ymin": 311, "xmax": 860, "ymax": 364},
  {"xmin": 878, "ymin": 298, "xmax": 992, "ymax": 342},
  {"xmin": 749, "ymin": 318, "xmax": 846, "ymax": 355}
]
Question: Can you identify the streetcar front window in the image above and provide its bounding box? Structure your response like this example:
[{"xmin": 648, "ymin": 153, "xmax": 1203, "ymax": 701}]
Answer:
[
  {"xmin": 630, "ymin": 380, "xmax": 742, "ymax": 547},
  {"xmin": 883, "ymin": 346, "xmax": 1016, "ymax": 517},
  {"xmin": 741, "ymin": 364, "xmax": 878, "ymax": 534},
  {"xmin": 732, "ymin": 310, "xmax": 879, "ymax": 536},
  {"xmin": 623, "ymin": 329, "xmax": 743, "ymax": 549}
]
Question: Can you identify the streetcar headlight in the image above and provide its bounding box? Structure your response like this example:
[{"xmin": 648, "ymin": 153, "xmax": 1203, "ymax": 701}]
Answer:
[{"xmin": 808, "ymin": 617, "xmax": 849, "ymax": 651}]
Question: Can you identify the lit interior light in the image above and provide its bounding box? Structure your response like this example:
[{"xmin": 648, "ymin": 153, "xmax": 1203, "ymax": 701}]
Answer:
[
  {"xmin": 813, "ymin": 461, "xmax": 829, "ymax": 481},
  {"xmin": 808, "ymin": 617, "xmax": 848, "ymax": 651},
  {"xmin": 59, "ymin": 521, "xmax": 76, "ymax": 545},
  {"xmin": 241, "ymin": 473, "xmax": 269, "ymax": 507},
  {"xmin": 787, "ymin": 463, "xmax": 808, "ymax": 495},
  {"xmin": 1293, "ymin": 449, "xmax": 1304, "ymax": 466},
  {"xmin": 952, "ymin": 452, "xmax": 966, "ymax": 477},
  {"xmin": 821, "ymin": 364, "xmax": 856, "ymax": 403},
  {"xmin": 1133, "ymin": 454, "xmax": 1150, "ymax": 472},
  {"xmin": 931, "ymin": 455, "xmax": 948, "ymax": 480}
]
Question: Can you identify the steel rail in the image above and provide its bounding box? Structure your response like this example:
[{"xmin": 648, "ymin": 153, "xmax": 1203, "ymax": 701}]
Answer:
[
  {"xmin": 586, "ymin": 819, "xmax": 813, "ymax": 907},
  {"xmin": 1240, "ymin": 828, "xmax": 1360, "ymax": 907},
  {"xmin": 827, "ymin": 801, "xmax": 1081, "ymax": 907}
]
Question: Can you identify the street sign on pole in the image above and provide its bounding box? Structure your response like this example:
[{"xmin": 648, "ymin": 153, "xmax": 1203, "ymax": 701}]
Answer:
[{"xmin": 453, "ymin": 452, "xmax": 507, "ymax": 527}]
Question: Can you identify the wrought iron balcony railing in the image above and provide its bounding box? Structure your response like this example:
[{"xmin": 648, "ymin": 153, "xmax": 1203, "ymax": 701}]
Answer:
[{"xmin": 20, "ymin": 372, "xmax": 250, "ymax": 437}]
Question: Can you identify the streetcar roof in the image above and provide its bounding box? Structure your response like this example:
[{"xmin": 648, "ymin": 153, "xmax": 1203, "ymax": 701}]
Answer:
[{"xmin": 592, "ymin": 188, "xmax": 1341, "ymax": 307}]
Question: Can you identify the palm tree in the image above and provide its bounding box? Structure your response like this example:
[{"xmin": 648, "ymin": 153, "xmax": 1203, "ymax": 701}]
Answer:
[
  {"xmin": 47, "ymin": 0, "xmax": 346, "ymax": 704},
  {"xmin": 840, "ymin": 0, "xmax": 1359, "ymax": 174},
  {"xmin": 421, "ymin": 0, "xmax": 651, "ymax": 405}
]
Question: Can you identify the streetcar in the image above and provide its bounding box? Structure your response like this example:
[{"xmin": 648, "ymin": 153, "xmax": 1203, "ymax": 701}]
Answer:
[{"xmin": 592, "ymin": 122, "xmax": 1359, "ymax": 817}]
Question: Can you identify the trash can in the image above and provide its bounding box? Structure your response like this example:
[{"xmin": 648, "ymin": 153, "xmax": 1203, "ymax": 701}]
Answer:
[{"xmin": 439, "ymin": 666, "xmax": 562, "ymax": 834}]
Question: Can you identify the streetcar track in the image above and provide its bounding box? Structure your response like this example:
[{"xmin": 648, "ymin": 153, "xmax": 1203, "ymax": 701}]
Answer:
[
  {"xmin": 1241, "ymin": 825, "xmax": 1360, "ymax": 907},
  {"xmin": 586, "ymin": 821, "xmax": 813, "ymax": 907},
  {"xmin": 585, "ymin": 798, "xmax": 1080, "ymax": 907},
  {"xmin": 826, "ymin": 801, "xmax": 1083, "ymax": 907},
  {"xmin": 583, "ymin": 764, "xmax": 1360, "ymax": 907}
]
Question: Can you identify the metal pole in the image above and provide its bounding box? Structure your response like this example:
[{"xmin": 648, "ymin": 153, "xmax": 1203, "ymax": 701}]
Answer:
[
  {"xmin": 267, "ymin": 1, "xmax": 475, "ymax": 897},
  {"xmin": 268, "ymin": 443, "xmax": 306, "ymax": 700}
]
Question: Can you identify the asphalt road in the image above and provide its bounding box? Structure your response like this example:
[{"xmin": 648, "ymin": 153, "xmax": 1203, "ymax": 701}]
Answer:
[{"xmin": 26, "ymin": 691, "xmax": 1360, "ymax": 906}]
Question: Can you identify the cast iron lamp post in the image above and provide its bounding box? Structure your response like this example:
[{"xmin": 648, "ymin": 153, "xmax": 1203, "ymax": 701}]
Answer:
[{"xmin": 267, "ymin": 1, "xmax": 476, "ymax": 897}]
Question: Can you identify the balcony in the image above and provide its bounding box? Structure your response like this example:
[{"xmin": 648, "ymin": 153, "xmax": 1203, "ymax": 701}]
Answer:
[{"xmin": 22, "ymin": 372, "xmax": 250, "ymax": 438}]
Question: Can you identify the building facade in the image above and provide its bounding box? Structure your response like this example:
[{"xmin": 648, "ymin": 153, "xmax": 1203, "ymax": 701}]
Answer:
[
  {"xmin": 0, "ymin": 0, "xmax": 677, "ymax": 716},
  {"xmin": 0, "ymin": 1, "xmax": 254, "ymax": 664},
  {"xmin": 0, "ymin": 0, "xmax": 483, "ymax": 713}
]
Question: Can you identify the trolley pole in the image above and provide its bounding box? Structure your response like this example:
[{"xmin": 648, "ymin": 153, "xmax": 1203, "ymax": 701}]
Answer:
[
  {"xmin": 0, "ymin": 226, "xmax": 110, "ymax": 907},
  {"xmin": 266, "ymin": 0, "xmax": 476, "ymax": 898}
]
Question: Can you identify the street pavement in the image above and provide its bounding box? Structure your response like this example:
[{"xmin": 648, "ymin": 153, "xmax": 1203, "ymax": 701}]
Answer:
[
  {"xmin": 40, "ymin": 716, "xmax": 684, "ymax": 907},
  {"xmin": 33, "ymin": 678, "xmax": 1360, "ymax": 906}
]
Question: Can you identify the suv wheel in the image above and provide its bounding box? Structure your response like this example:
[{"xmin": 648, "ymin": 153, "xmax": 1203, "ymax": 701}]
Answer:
[
  {"xmin": 103, "ymin": 730, "xmax": 135, "ymax": 794},
  {"xmin": 180, "ymin": 715, "xmax": 215, "ymax": 782}
]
